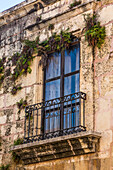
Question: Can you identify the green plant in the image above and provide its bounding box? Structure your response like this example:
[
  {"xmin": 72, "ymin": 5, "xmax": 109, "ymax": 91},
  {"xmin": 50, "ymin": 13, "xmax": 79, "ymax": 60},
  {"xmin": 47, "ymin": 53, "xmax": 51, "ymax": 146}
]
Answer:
[
  {"xmin": 17, "ymin": 99, "xmax": 27, "ymax": 110},
  {"xmin": 11, "ymin": 138, "xmax": 23, "ymax": 163},
  {"xmin": 0, "ymin": 29, "xmax": 76, "ymax": 87},
  {"xmin": 39, "ymin": 30, "xmax": 75, "ymax": 67},
  {"xmin": 11, "ymin": 85, "xmax": 22, "ymax": 95},
  {"xmin": 84, "ymin": 12, "xmax": 106, "ymax": 49},
  {"xmin": 69, "ymin": 0, "xmax": 81, "ymax": 8},
  {"xmin": 0, "ymin": 59, "xmax": 4, "ymax": 74},
  {"xmin": 13, "ymin": 138, "xmax": 23, "ymax": 146},
  {"xmin": 0, "ymin": 164, "xmax": 10, "ymax": 170}
]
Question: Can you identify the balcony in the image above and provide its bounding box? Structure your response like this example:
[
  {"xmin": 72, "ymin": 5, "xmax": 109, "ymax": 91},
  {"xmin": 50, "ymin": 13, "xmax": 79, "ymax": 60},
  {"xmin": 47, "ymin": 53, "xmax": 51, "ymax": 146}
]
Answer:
[
  {"xmin": 11, "ymin": 92, "xmax": 101, "ymax": 165},
  {"xmin": 24, "ymin": 92, "xmax": 86, "ymax": 143}
]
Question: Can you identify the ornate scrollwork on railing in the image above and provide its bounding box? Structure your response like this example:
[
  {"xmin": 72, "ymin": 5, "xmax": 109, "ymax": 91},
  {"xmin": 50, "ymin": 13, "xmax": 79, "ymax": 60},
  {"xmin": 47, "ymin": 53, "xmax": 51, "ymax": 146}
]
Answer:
[{"xmin": 24, "ymin": 92, "xmax": 86, "ymax": 143}]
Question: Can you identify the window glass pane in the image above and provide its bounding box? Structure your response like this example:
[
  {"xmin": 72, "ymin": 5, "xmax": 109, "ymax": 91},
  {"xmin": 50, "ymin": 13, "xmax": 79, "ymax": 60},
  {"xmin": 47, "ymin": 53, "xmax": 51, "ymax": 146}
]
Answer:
[
  {"xmin": 45, "ymin": 111, "xmax": 60, "ymax": 133},
  {"xmin": 45, "ymin": 79, "xmax": 60, "ymax": 101},
  {"xmin": 64, "ymin": 44, "xmax": 80, "ymax": 74},
  {"xmin": 64, "ymin": 73, "xmax": 79, "ymax": 96},
  {"xmin": 64, "ymin": 106, "xmax": 79, "ymax": 129},
  {"xmin": 46, "ymin": 52, "xmax": 61, "ymax": 80}
]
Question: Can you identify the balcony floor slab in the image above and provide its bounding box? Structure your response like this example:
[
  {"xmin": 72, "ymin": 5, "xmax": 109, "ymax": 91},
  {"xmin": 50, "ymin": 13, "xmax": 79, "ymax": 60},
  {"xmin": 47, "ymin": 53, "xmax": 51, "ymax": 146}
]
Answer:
[{"xmin": 10, "ymin": 131, "xmax": 101, "ymax": 165}]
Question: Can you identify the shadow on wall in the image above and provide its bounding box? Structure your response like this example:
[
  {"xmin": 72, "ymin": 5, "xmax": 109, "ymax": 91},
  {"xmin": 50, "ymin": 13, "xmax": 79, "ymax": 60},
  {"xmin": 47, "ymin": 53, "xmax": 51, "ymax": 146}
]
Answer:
[{"xmin": 41, "ymin": 0, "xmax": 58, "ymax": 5}]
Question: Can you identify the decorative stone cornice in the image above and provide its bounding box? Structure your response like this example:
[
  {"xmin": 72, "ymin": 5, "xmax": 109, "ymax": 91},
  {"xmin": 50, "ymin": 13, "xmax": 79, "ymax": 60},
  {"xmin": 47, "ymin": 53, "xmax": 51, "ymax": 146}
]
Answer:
[
  {"xmin": 0, "ymin": 0, "xmax": 95, "ymax": 27},
  {"xmin": 11, "ymin": 131, "xmax": 101, "ymax": 165},
  {"xmin": 0, "ymin": 0, "xmax": 59, "ymax": 27}
]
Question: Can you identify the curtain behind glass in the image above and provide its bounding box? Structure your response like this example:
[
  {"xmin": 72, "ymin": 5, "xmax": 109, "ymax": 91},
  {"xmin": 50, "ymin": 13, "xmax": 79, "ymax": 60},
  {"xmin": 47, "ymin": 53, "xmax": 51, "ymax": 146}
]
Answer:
[
  {"xmin": 64, "ymin": 44, "xmax": 80, "ymax": 96},
  {"xmin": 45, "ymin": 52, "xmax": 61, "ymax": 101}
]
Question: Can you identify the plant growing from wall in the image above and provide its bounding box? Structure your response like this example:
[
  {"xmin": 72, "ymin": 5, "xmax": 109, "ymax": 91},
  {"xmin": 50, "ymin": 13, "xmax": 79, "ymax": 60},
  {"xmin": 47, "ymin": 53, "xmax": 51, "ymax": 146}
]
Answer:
[
  {"xmin": 0, "ymin": 59, "xmax": 4, "ymax": 74},
  {"xmin": 0, "ymin": 164, "xmax": 10, "ymax": 170},
  {"xmin": 14, "ymin": 138, "xmax": 23, "ymax": 146},
  {"xmin": 11, "ymin": 85, "xmax": 22, "ymax": 95},
  {"xmin": 38, "ymin": 30, "xmax": 76, "ymax": 67},
  {"xmin": 11, "ymin": 138, "xmax": 23, "ymax": 163},
  {"xmin": 84, "ymin": 12, "xmax": 106, "ymax": 49},
  {"xmin": 17, "ymin": 98, "xmax": 27, "ymax": 113},
  {"xmin": 69, "ymin": 0, "xmax": 81, "ymax": 9},
  {"xmin": 84, "ymin": 12, "xmax": 106, "ymax": 130},
  {"xmin": 0, "ymin": 29, "xmax": 76, "ymax": 87}
]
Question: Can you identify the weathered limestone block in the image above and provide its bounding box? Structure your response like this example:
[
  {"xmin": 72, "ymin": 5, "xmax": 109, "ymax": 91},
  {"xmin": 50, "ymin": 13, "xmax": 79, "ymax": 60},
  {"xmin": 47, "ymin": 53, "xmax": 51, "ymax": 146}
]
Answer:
[
  {"xmin": 99, "ymin": 130, "xmax": 112, "ymax": 153},
  {"xmin": 0, "ymin": 115, "xmax": 7, "ymax": 125},
  {"xmin": 0, "ymin": 95, "xmax": 4, "ymax": 109},
  {"xmin": 16, "ymin": 121, "xmax": 24, "ymax": 133},
  {"xmin": 16, "ymin": 58, "xmax": 38, "ymax": 87},
  {"xmin": 26, "ymin": 86, "xmax": 34, "ymax": 105},
  {"xmin": 15, "ymin": 106, "xmax": 25, "ymax": 121},
  {"xmin": 99, "ymin": 3, "xmax": 113, "ymax": 25},
  {"xmin": 105, "ymin": 23, "xmax": 113, "ymax": 36},
  {"xmin": 100, "ymin": 74, "xmax": 113, "ymax": 97},
  {"xmin": 33, "ymin": 84, "xmax": 43, "ymax": 103},
  {"xmin": 4, "ymin": 109, "xmax": 13, "ymax": 123},
  {"xmin": 1, "ymin": 124, "xmax": 13, "ymax": 137},
  {"xmin": 100, "ymin": 158, "xmax": 110, "ymax": 170},
  {"xmin": 95, "ymin": 97, "xmax": 112, "ymax": 131},
  {"xmin": 5, "ymin": 88, "xmax": 25, "ymax": 107},
  {"xmin": 95, "ymin": 57, "xmax": 113, "ymax": 78}
]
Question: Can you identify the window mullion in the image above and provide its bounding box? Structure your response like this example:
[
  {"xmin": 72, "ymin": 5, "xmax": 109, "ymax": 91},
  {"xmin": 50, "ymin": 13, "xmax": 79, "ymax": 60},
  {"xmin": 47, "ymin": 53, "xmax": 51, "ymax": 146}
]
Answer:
[{"xmin": 60, "ymin": 50, "xmax": 64, "ymax": 131}]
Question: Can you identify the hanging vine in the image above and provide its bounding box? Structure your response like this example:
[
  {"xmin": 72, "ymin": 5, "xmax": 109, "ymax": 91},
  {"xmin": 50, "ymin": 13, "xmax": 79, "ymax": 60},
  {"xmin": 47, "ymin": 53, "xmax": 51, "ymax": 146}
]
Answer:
[{"xmin": 0, "ymin": 30, "xmax": 76, "ymax": 89}]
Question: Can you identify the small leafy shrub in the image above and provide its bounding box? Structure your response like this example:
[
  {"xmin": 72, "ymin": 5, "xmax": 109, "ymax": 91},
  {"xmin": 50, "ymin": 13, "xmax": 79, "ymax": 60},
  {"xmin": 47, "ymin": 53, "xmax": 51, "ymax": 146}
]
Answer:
[
  {"xmin": 14, "ymin": 138, "xmax": 23, "ymax": 146},
  {"xmin": 11, "ymin": 52, "xmax": 33, "ymax": 81},
  {"xmin": 84, "ymin": 12, "xmax": 106, "ymax": 49},
  {"xmin": 17, "ymin": 99, "xmax": 27, "ymax": 110},
  {"xmin": 11, "ymin": 85, "xmax": 22, "ymax": 95},
  {"xmin": 69, "ymin": 0, "xmax": 81, "ymax": 8},
  {"xmin": 0, "ymin": 164, "xmax": 10, "ymax": 170}
]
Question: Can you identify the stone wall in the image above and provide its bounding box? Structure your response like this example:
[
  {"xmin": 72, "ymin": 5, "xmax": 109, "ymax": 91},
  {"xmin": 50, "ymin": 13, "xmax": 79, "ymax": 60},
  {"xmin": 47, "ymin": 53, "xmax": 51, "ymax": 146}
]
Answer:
[{"xmin": 0, "ymin": 0, "xmax": 113, "ymax": 169}]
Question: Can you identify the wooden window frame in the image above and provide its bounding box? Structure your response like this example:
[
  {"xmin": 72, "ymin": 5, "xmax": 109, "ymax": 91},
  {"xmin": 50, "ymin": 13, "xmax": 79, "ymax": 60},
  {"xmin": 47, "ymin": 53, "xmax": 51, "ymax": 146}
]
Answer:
[{"xmin": 42, "ymin": 41, "xmax": 80, "ymax": 132}]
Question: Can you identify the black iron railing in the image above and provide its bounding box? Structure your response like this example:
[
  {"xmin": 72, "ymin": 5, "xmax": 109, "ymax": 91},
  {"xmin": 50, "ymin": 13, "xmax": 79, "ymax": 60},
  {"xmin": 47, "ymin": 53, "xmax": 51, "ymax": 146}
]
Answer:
[{"xmin": 24, "ymin": 92, "xmax": 86, "ymax": 143}]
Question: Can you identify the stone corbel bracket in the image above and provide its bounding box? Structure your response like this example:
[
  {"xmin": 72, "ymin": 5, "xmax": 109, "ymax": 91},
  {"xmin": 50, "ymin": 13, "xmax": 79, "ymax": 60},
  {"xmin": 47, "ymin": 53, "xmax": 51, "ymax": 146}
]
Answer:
[{"xmin": 10, "ymin": 131, "xmax": 101, "ymax": 165}]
